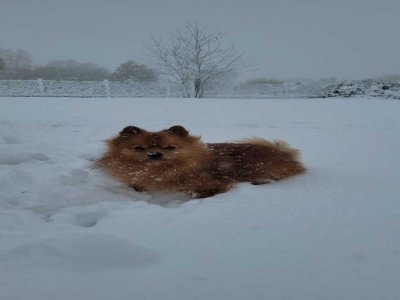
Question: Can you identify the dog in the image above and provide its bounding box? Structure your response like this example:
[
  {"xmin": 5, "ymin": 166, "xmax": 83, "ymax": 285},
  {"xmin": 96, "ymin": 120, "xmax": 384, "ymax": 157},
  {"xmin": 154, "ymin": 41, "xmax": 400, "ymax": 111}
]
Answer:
[{"xmin": 94, "ymin": 125, "xmax": 305, "ymax": 198}]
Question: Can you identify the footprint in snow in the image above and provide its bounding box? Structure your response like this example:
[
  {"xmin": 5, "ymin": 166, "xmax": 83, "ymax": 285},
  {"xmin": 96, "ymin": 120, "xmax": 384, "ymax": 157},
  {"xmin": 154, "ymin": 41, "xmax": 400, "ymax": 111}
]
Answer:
[
  {"xmin": 2, "ymin": 135, "xmax": 21, "ymax": 144},
  {"xmin": 74, "ymin": 211, "xmax": 107, "ymax": 228},
  {"xmin": 61, "ymin": 169, "xmax": 89, "ymax": 185}
]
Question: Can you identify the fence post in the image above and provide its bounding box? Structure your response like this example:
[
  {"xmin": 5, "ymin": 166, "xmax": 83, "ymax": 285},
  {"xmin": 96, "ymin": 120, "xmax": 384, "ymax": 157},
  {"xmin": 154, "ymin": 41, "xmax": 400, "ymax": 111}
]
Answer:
[
  {"xmin": 104, "ymin": 79, "xmax": 111, "ymax": 97},
  {"xmin": 284, "ymin": 81, "xmax": 289, "ymax": 97},
  {"xmin": 37, "ymin": 78, "xmax": 45, "ymax": 95}
]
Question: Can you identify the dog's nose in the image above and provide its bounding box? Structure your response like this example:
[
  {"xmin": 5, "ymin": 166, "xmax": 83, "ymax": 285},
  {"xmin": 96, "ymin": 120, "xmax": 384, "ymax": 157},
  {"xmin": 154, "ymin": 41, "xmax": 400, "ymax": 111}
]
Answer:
[{"xmin": 147, "ymin": 152, "xmax": 163, "ymax": 160}]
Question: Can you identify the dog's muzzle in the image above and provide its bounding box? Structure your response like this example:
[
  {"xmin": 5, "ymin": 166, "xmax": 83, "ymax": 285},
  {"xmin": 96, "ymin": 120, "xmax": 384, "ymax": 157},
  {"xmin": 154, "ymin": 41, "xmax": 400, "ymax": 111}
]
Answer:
[{"xmin": 147, "ymin": 152, "xmax": 163, "ymax": 160}]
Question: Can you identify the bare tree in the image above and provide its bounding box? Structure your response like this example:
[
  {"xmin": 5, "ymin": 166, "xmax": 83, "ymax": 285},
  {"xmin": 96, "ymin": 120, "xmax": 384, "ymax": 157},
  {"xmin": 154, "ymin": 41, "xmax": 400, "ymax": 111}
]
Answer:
[
  {"xmin": 148, "ymin": 35, "xmax": 193, "ymax": 97},
  {"xmin": 147, "ymin": 22, "xmax": 244, "ymax": 98}
]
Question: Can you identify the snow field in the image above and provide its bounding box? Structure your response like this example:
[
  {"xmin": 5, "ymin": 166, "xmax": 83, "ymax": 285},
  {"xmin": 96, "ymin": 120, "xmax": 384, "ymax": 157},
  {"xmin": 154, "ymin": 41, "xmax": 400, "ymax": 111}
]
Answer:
[{"xmin": 0, "ymin": 97, "xmax": 400, "ymax": 300}]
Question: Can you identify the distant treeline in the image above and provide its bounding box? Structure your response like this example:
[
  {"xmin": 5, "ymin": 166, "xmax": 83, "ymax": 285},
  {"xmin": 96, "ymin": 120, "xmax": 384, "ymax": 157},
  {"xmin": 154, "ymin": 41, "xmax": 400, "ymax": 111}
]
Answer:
[
  {"xmin": 0, "ymin": 48, "xmax": 158, "ymax": 82},
  {"xmin": 0, "ymin": 47, "xmax": 282, "ymax": 86}
]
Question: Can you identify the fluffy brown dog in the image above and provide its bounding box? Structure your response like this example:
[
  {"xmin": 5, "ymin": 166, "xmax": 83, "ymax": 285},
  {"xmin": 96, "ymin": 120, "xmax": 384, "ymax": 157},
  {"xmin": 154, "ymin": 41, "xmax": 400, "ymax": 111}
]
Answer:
[{"xmin": 94, "ymin": 125, "xmax": 305, "ymax": 198}]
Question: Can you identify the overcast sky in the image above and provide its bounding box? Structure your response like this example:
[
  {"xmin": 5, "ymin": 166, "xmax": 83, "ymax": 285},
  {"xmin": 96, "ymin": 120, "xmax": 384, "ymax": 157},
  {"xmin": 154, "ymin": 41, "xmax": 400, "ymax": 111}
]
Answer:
[{"xmin": 1, "ymin": 0, "xmax": 399, "ymax": 80}]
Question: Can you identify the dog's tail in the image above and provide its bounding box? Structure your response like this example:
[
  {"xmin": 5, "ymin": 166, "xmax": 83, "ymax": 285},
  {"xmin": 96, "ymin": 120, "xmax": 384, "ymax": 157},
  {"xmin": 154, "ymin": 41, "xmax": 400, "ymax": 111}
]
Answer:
[{"xmin": 237, "ymin": 138, "xmax": 301, "ymax": 161}]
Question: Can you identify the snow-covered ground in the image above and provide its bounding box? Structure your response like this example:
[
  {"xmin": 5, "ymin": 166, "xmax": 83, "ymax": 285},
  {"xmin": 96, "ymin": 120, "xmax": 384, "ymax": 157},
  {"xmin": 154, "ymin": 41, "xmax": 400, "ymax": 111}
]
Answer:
[{"xmin": 1, "ymin": 97, "xmax": 399, "ymax": 300}]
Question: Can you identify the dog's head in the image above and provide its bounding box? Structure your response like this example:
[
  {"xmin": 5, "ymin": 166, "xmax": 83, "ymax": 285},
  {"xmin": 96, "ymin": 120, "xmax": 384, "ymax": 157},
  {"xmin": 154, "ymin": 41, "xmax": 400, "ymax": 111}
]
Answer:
[{"xmin": 109, "ymin": 125, "xmax": 205, "ymax": 164}]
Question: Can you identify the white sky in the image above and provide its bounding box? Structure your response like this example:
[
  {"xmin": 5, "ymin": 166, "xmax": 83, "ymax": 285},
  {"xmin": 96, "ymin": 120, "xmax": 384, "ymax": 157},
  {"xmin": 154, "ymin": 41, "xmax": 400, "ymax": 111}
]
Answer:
[{"xmin": 1, "ymin": 0, "xmax": 399, "ymax": 80}]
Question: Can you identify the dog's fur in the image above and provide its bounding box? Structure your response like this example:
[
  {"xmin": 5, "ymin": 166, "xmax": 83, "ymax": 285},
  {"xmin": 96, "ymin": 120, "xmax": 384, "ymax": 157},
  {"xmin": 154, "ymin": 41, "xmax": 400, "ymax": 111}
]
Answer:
[{"xmin": 94, "ymin": 125, "xmax": 305, "ymax": 198}]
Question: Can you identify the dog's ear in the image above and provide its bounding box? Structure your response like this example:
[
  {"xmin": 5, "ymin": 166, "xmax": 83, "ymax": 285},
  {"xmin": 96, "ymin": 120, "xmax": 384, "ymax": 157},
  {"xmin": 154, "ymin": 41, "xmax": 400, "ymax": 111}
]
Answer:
[
  {"xmin": 165, "ymin": 125, "xmax": 189, "ymax": 137},
  {"xmin": 119, "ymin": 126, "xmax": 142, "ymax": 137}
]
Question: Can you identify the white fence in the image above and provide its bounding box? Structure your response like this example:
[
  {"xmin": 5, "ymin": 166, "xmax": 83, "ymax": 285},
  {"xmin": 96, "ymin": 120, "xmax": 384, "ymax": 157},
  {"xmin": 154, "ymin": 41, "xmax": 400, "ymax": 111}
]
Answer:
[
  {"xmin": 2, "ymin": 79, "xmax": 398, "ymax": 99},
  {"xmin": 0, "ymin": 79, "xmax": 324, "ymax": 98},
  {"xmin": 0, "ymin": 80, "xmax": 169, "ymax": 98}
]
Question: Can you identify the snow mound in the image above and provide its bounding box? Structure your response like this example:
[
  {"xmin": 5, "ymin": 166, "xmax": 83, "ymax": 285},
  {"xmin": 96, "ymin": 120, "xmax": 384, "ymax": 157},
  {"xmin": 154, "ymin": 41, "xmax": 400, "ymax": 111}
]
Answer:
[
  {"xmin": 319, "ymin": 78, "xmax": 400, "ymax": 99},
  {"xmin": 0, "ymin": 152, "xmax": 50, "ymax": 165},
  {"xmin": 0, "ymin": 234, "xmax": 160, "ymax": 271}
]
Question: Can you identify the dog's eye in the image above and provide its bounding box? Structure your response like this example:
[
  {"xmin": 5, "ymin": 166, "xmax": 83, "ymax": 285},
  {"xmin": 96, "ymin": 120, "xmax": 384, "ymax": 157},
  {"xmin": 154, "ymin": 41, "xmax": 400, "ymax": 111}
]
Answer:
[
  {"xmin": 134, "ymin": 146, "xmax": 145, "ymax": 151},
  {"xmin": 165, "ymin": 145, "xmax": 176, "ymax": 150}
]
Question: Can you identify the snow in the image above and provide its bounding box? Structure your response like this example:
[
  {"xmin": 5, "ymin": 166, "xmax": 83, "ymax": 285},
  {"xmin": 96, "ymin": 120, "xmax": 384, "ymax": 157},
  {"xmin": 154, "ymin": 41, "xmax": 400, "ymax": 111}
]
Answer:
[{"xmin": 1, "ymin": 97, "xmax": 400, "ymax": 300}]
